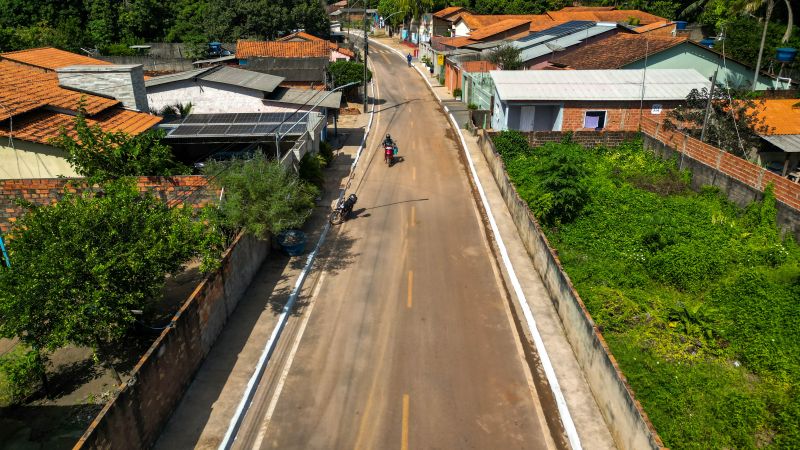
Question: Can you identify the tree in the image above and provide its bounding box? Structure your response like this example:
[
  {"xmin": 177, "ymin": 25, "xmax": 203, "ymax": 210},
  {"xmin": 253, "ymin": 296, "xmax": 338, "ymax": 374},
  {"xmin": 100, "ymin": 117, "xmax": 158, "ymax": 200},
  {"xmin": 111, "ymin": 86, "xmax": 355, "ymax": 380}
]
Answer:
[
  {"xmin": 664, "ymin": 88, "xmax": 772, "ymax": 160},
  {"xmin": 292, "ymin": 0, "xmax": 330, "ymax": 37},
  {"xmin": 53, "ymin": 111, "xmax": 190, "ymax": 182},
  {"xmin": 87, "ymin": 0, "xmax": 117, "ymax": 48},
  {"xmin": 329, "ymin": 60, "xmax": 372, "ymax": 87},
  {"xmin": 0, "ymin": 178, "xmax": 219, "ymax": 382},
  {"xmin": 488, "ymin": 43, "xmax": 523, "ymax": 70},
  {"xmin": 204, "ymin": 152, "xmax": 319, "ymax": 238}
]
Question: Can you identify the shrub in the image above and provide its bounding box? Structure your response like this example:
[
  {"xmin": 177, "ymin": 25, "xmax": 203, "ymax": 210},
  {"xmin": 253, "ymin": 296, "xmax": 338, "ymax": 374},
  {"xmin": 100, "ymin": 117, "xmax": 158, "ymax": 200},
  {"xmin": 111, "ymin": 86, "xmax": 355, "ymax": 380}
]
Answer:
[
  {"xmin": 319, "ymin": 141, "xmax": 334, "ymax": 165},
  {"xmin": 453, "ymin": 88, "xmax": 462, "ymax": 99},
  {"xmin": 298, "ymin": 152, "xmax": 325, "ymax": 188},
  {"xmin": 0, "ymin": 349, "xmax": 44, "ymax": 405},
  {"xmin": 491, "ymin": 130, "xmax": 530, "ymax": 159},
  {"xmin": 467, "ymin": 103, "xmax": 478, "ymax": 110}
]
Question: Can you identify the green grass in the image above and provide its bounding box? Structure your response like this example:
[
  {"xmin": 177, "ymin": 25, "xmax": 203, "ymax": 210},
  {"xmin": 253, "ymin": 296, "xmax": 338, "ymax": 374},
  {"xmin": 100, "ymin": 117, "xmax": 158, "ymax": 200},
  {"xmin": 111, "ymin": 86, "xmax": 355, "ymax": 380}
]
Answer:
[{"xmin": 494, "ymin": 133, "xmax": 800, "ymax": 449}]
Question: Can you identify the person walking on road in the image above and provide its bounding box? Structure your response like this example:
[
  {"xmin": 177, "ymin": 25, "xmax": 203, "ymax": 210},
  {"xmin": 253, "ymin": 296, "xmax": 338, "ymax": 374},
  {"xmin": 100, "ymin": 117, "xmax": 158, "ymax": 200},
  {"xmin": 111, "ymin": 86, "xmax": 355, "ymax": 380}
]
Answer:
[{"xmin": 406, "ymin": 53, "xmax": 413, "ymax": 67}]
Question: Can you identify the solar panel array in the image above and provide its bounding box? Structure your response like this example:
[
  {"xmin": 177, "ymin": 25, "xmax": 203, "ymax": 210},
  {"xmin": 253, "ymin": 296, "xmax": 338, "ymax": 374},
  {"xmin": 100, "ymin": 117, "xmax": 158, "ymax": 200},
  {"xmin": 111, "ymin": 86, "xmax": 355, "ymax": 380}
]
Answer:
[
  {"xmin": 168, "ymin": 112, "xmax": 309, "ymax": 137},
  {"xmin": 517, "ymin": 21, "xmax": 596, "ymax": 43}
]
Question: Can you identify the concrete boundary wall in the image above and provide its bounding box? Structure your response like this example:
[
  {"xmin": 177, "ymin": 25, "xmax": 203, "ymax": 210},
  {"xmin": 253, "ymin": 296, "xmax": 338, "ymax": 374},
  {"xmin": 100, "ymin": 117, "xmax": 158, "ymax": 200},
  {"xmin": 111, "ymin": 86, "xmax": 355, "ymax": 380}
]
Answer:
[
  {"xmin": 74, "ymin": 232, "xmax": 270, "ymax": 449},
  {"xmin": 476, "ymin": 130, "xmax": 665, "ymax": 450}
]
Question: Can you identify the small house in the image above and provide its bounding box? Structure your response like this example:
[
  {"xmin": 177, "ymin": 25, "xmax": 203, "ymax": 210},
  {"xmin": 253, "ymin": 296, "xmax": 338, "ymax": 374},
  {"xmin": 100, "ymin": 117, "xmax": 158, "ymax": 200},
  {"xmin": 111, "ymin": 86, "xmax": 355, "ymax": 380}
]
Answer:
[{"xmin": 490, "ymin": 69, "xmax": 710, "ymax": 132}]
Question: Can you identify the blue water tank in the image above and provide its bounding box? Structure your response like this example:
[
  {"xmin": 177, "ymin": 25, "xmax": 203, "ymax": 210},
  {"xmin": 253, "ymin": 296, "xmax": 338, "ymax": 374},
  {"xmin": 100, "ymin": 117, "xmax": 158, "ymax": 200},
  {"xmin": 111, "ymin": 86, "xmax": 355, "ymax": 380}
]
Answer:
[
  {"xmin": 776, "ymin": 47, "xmax": 797, "ymax": 62},
  {"xmin": 675, "ymin": 21, "xmax": 688, "ymax": 30},
  {"xmin": 699, "ymin": 38, "xmax": 715, "ymax": 48}
]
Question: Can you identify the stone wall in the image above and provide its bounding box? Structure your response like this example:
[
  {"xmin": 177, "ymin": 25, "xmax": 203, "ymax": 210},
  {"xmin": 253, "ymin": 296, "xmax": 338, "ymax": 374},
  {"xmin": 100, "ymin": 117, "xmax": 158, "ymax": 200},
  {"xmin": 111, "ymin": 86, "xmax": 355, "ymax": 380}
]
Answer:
[
  {"xmin": 73, "ymin": 232, "xmax": 270, "ymax": 450},
  {"xmin": 477, "ymin": 129, "xmax": 665, "ymax": 450},
  {"xmin": 0, "ymin": 176, "xmax": 215, "ymax": 233}
]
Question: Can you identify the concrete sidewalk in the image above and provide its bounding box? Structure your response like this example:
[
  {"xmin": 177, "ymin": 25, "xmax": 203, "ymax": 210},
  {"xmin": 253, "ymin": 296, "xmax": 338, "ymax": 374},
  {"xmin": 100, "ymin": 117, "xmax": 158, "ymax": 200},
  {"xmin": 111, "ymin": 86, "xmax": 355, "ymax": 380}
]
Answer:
[
  {"xmin": 373, "ymin": 36, "xmax": 616, "ymax": 449},
  {"xmin": 153, "ymin": 113, "xmax": 369, "ymax": 450}
]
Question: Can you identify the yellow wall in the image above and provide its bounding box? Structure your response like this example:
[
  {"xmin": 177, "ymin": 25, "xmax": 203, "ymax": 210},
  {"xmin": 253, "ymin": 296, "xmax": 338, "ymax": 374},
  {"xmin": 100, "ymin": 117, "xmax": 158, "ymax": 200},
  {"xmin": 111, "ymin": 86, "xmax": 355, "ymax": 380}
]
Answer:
[{"xmin": 0, "ymin": 140, "xmax": 80, "ymax": 179}]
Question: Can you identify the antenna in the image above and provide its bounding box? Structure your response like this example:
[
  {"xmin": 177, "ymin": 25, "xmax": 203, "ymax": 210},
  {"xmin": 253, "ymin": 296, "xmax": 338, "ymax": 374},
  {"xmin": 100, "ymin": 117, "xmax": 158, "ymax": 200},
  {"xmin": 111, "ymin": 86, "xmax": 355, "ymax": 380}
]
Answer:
[{"xmin": 545, "ymin": 41, "xmax": 566, "ymax": 59}]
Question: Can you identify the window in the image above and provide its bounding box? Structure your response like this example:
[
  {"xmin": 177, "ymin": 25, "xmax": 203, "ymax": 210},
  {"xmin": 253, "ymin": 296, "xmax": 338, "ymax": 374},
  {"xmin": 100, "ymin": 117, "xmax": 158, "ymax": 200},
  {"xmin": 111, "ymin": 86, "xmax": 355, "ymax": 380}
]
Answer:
[
  {"xmin": 651, "ymin": 104, "xmax": 663, "ymax": 115},
  {"xmin": 584, "ymin": 111, "xmax": 606, "ymax": 130}
]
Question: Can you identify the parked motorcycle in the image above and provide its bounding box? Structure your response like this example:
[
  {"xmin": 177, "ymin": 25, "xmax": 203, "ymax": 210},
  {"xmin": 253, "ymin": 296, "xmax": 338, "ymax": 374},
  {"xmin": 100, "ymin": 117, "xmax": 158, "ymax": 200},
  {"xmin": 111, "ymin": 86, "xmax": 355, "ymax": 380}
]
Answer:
[{"xmin": 330, "ymin": 193, "xmax": 358, "ymax": 224}]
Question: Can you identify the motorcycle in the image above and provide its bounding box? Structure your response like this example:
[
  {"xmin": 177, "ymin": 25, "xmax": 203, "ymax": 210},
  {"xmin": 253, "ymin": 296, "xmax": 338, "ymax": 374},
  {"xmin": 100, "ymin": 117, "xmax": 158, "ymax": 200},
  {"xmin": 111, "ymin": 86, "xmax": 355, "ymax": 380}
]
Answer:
[
  {"xmin": 330, "ymin": 193, "xmax": 358, "ymax": 224},
  {"xmin": 384, "ymin": 144, "xmax": 395, "ymax": 166}
]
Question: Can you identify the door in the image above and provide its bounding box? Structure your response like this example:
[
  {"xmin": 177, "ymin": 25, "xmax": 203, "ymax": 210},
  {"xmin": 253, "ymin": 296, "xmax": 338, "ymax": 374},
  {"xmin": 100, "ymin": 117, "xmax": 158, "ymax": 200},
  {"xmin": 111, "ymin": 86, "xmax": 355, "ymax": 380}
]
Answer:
[{"xmin": 519, "ymin": 106, "xmax": 535, "ymax": 132}]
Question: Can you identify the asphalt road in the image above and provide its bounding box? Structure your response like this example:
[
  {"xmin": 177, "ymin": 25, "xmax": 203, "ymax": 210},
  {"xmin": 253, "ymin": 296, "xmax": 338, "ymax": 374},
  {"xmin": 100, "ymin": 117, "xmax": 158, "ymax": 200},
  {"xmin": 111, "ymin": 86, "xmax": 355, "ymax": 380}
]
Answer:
[{"xmin": 230, "ymin": 46, "xmax": 560, "ymax": 450}]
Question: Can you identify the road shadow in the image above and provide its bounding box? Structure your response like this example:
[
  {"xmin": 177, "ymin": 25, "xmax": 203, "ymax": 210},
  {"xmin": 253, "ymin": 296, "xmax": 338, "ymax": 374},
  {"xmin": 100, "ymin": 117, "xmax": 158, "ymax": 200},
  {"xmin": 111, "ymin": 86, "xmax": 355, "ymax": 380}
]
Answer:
[
  {"xmin": 374, "ymin": 99, "xmax": 418, "ymax": 114},
  {"xmin": 367, "ymin": 197, "xmax": 429, "ymax": 211},
  {"xmin": 152, "ymin": 252, "xmax": 293, "ymax": 450}
]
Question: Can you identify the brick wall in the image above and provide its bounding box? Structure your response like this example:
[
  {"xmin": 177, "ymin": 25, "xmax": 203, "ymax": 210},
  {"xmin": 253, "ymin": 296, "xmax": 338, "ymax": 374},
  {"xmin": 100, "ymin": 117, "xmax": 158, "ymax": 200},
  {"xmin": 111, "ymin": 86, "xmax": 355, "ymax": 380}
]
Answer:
[
  {"xmin": 561, "ymin": 101, "xmax": 680, "ymax": 132},
  {"xmin": 640, "ymin": 117, "xmax": 800, "ymax": 239},
  {"xmin": 522, "ymin": 130, "xmax": 639, "ymax": 148},
  {"xmin": 0, "ymin": 176, "xmax": 216, "ymax": 233}
]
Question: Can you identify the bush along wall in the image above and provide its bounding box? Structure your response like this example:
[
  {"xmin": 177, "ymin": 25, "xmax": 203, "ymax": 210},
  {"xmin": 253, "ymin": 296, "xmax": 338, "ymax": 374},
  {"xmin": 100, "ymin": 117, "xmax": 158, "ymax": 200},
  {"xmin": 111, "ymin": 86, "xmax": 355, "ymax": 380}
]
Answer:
[{"xmin": 492, "ymin": 131, "xmax": 800, "ymax": 449}]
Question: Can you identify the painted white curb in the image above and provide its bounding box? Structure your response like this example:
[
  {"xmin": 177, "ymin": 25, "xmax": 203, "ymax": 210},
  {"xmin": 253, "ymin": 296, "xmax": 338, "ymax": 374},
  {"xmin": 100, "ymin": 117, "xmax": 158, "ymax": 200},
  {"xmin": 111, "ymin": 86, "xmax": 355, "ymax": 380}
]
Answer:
[
  {"xmin": 219, "ymin": 72, "xmax": 378, "ymax": 450},
  {"xmin": 370, "ymin": 38, "xmax": 583, "ymax": 450}
]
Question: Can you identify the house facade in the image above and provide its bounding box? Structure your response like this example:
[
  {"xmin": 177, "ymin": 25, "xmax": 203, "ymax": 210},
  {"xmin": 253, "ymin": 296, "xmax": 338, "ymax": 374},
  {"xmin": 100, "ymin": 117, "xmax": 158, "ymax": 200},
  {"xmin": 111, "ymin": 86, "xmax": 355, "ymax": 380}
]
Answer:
[{"xmin": 490, "ymin": 69, "xmax": 710, "ymax": 132}]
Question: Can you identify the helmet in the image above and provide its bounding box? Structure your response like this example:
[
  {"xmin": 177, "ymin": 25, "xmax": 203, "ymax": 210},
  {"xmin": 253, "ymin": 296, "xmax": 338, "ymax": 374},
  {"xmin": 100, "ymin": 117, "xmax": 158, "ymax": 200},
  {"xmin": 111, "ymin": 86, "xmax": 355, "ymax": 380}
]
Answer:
[{"xmin": 386, "ymin": 134, "xmax": 391, "ymax": 140}]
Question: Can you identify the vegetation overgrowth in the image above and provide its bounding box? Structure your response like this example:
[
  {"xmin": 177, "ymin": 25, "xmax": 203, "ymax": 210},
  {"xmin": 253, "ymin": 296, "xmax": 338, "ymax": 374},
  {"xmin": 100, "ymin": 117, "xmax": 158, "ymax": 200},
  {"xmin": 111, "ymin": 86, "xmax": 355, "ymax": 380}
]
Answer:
[{"xmin": 493, "ymin": 131, "xmax": 800, "ymax": 448}]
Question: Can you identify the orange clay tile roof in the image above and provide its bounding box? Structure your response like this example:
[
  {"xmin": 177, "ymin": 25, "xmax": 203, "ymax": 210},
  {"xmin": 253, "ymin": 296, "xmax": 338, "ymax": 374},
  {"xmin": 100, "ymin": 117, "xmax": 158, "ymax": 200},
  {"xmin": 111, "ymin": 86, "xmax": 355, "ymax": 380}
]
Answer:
[
  {"xmin": 433, "ymin": 6, "xmax": 465, "ymax": 18},
  {"xmin": 439, "ymin": 36, "xmax": 478, "ymax": 48},
  {"xmin": 0, "ymin": 108, "xmax": 161, "ymax": 145},
  {"xmin": 236, "ymin": 40, "xmax": 330, "ymax": 58},
  {"xmin": 593, "ymin": 10, "xmax": 666, "ymax": 24},
  {"xmin": 1, "ymin": 47, "xmax": 111, "ymax": 72},
  {"xmin": 468, "ymin": 18, "xmax": 532, "ymax": 40},
  {"xmin": 331, "ymin": 43, "xmax": 355, "ymax": 58},
  {"xmin": 459, "ymin": 13, "xmax": 551, "ymax": 30},
  {"xmin": 634, "ymin": 21, "xmax": 675, "ymax": 33},
  {"xmin": 0, "ymin": 60, "xmax": 118, "ymax": 120},
  {"xmin": 546, "ymin": 9, "xmax": 666, "ymax": 25},
  {"xmin": 277, "ymin": 31, "xmax": 325, "ymax": 42},
  {"xmin": 461, "ymin": 60, "xmax": 497, "ymax": 73},
  {"xmin": 551, "ymin": 34, "xmax": 686, "ymax": 69},
  {"xmin": 754, "ymin": 100, "xmax": 800, "ymax": 135},
  {"xmin": 559, "ymin": 6, "xmax": 615, "ymax": 11}
]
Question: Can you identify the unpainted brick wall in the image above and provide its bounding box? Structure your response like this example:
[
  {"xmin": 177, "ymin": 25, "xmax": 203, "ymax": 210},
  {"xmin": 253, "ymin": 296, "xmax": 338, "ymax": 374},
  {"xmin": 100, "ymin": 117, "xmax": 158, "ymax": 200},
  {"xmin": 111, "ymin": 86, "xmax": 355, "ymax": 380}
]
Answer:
[
  {"xmin": 560, "ymin": 101, "xmax": 680, "ymax": 132},
  {"xmin": 640, "ymin": 117, "xmax": 800, "ymax": 213},
  {"xmin": 0, "ymin": 176, "xmax": 216, "ymax": 233},
  {"xmin": 523, "ymin": 130, "xmax": 639, "ymax": 148}
]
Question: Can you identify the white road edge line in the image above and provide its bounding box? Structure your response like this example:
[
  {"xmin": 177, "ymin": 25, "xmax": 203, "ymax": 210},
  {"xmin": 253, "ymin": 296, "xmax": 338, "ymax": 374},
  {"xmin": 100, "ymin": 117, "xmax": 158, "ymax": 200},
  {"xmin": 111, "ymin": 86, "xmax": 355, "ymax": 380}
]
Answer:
[
  {"xmin": 218, "ymin": 65, "xmax": 378, "ymax": 450},
  {"xmin": 368, "ymin": 38, "xmax": 583, "ymax": 450},
  {"xmin": 252, "ymin": 271, "xmax": 327, "ymax": 449}
]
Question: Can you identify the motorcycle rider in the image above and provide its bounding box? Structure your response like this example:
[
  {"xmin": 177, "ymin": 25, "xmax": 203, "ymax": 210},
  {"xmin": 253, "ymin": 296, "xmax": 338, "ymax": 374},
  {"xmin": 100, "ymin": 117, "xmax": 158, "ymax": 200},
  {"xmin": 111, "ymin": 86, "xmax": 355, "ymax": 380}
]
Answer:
[{"xmin": 383, "ymin": 133, "xmax": 394, "ymax": 147}]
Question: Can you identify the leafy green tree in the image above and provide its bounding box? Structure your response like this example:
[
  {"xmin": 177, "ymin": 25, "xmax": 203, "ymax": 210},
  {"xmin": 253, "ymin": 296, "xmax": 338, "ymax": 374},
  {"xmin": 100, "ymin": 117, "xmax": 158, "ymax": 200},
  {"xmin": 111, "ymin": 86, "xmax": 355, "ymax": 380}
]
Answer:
[
  {"xmin": 329, "ymin": 60, "xmax": 372, "ymax": 87},
  {"xmin": 378, "ymin": 0, "xmax": 404, "ymax": 27},
  {"xmin": 664, "ymin": 87, "xmax": 772, "ymax": 160},
  {"xmin": 204, "ymin": 152, "xmax": 319, "ymax": 238},
  {"xmin": 0, "ymin": 178, "xmax": 219, "ymax": 382},
  {"xmin": 292, "ymin": 0, "xmax": 330, "ymax": 37},
  {"xmin": 53, "ymin": 111, "xmax": 190, "ymax": 182},
  {"xmin": 488, "ymin": 43, "xmax": 523, "ymax": 70},
  {"xmin": 87, "ymin": 0, "xmax": 117, "ymax": 48}
]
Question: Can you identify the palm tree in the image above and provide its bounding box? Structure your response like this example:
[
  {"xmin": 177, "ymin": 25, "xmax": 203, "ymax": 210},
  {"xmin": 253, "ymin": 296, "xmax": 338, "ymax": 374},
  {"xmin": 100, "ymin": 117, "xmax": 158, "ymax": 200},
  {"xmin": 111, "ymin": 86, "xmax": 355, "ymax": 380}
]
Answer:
[{"xmin": 730, "ymin": 0, "xmax": 794, "ymax": 89}]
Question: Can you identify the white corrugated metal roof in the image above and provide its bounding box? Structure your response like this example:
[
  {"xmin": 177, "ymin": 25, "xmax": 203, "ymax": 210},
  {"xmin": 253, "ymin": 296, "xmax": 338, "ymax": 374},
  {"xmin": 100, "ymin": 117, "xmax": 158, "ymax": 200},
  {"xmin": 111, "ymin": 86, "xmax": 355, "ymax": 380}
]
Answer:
[
  {"xmin": 491, "ymin": 69, "xmax": 710, "ymax": 101},
  {"xmin": 762, "ymin": 134, "xmax": 800, "ymax": 153}
]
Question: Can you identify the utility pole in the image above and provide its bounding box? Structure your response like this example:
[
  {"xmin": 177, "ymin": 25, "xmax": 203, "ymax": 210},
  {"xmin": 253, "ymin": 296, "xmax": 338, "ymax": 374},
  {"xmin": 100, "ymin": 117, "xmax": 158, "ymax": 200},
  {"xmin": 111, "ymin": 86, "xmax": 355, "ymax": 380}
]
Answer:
[
  {"xmin": 700, "ymin": 69, "xmax": 718, "ymax": 143},
  {"xmin": 363, "ymin": 3, "xmax": 369, "ymax": 112}
]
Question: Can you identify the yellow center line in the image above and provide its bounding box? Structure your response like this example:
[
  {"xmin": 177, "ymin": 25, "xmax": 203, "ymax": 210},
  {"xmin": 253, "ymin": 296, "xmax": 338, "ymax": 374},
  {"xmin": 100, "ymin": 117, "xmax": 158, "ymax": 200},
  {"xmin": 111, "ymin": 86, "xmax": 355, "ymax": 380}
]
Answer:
[
  {"xmin": 407, "ymin": 271, "xmax": 413, "ymax": 309},
  {"xmin": 401, "ymin": 394, "xmax": 410, "ymax": 450},
  {"xmin": 410, "ymin": 206, "xmax": 416, "ymax": 227},
  {"xmin": 412, "ymin": 166, "xmax": 416, "ymax": 181}
]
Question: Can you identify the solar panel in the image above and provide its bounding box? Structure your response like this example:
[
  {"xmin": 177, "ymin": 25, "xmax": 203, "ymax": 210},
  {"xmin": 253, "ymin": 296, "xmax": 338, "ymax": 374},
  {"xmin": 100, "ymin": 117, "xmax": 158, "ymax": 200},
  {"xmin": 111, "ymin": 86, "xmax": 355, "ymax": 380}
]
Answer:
[
  {"xmin": 519, "ymin": 21, "xmax": 595, "ymax": 43},
  {"xmin": 206, "ymin": 114, "xmax": 230, "ymax": 124},
  {"xmin": 170, "ymin": 125, "xmax": 204, "ymax": 136},
  {"xmin": 182, "ymin": 114, "xmax": 211, "ymax": 125},
  {"xmin": 253, "ymin": 124, "xmax": 280, "ymax": 134},
  {"xmin": 234, "ymin": 113, "xmax": 262, "ymax": 123},
  {"xmin": 199, "ymin": 125, "xmax": 230, "ymax": 135},
  {"xmin": 228, "ymin": 124, "xmax": 256, "ymax": 135}
]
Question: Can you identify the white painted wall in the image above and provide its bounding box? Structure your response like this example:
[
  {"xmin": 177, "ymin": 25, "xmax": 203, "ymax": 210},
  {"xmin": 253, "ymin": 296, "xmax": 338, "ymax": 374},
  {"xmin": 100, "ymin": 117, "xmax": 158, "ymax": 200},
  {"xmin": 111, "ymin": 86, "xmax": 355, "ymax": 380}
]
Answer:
[
  {"xmin": 0, "ymin": 141, "xmax": 79, "ymax": 179},
  {"xmin": 453, "ymin": 20, "xmax": 472, "ymax": 37},
  {"xmin": 147, "ymin": 80, "xmax": 271, "ymax": 114}
]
